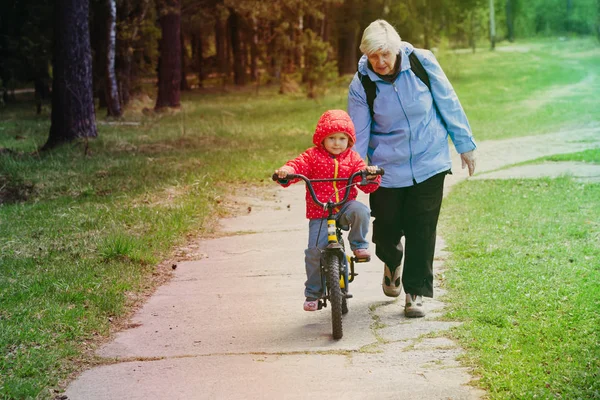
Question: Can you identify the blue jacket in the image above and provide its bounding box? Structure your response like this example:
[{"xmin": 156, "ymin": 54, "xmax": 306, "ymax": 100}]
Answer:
[{"xmin": 347, "ymin": 41, "xmax": 476, "ymax": 188}]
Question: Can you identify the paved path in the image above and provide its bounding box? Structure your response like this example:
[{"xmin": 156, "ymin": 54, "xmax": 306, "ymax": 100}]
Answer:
[{"xmin": 64, "ymin": 127, "xmax": 599, "ymax": 399}]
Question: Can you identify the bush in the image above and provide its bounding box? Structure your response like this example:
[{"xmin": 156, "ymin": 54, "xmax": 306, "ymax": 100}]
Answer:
[{"xmin": 302, "ymin": 30, "xmax": 338, "ymax": 99}]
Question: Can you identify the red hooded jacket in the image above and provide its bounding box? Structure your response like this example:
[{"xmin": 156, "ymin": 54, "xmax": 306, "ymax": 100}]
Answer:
[{"xmin": 279, "ymin": 109, "xmax": 381, "ymax": 219}]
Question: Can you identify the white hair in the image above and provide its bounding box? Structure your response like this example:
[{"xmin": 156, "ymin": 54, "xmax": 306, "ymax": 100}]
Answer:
[{"xmin": 359, "ymin": 19, "xmax": 402, "ymax": 56}]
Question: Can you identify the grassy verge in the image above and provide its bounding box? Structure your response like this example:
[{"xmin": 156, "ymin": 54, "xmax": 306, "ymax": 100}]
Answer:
[
  {"xmin": 439, "ymin": 150, "xmax": 600, "ymax": 398},
  {"xmin": 0, "ymin": 37, "xmax": 598, "ymax": 398},
  {"xmin": 0, "ymin": 87, "xmax": 339, "ymax": 398},
  {"xmin": 540, "ymin": 148, "xmax": 600, "ymax": 163},
  {"xmin": 439, "ymin": 37, "xmax": 600, "ymax": 141}
]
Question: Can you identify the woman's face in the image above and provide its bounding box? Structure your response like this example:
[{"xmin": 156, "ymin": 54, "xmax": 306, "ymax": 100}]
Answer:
[{"xmin": 367, "ymin": 50, "xmax": 397, "ymax": 75}]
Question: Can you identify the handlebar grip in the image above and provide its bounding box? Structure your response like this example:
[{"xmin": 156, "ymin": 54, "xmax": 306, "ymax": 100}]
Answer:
[
  {"xmin": 272, "ymin": 173, "xmax": 299, "ymax": 182},
  {"xmin": 375, "ymin": 167, "xmax": 385, "ymax": 176}
]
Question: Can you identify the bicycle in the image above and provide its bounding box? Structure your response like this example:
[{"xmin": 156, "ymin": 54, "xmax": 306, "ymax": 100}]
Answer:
[{"xmin": 272, "ymin": 168, "xmax": 384, "ymax": 339}]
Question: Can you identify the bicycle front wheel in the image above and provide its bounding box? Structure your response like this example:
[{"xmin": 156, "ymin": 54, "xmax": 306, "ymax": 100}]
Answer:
[{"xmin": 325, "ymin": 253, "xmax": 343, "ymax": 339}]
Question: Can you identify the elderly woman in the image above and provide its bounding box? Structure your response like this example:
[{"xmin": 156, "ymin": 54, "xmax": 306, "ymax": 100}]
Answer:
[{"xmin": 347, "ymin": 19, "xmax": 477, "ymax": 318}]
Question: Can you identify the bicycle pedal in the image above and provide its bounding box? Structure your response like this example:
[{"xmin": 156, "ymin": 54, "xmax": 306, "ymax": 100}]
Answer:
[
  {"xmin": 318, "ymin": 300, "xmax": 325, "ymax": 310},
  {"xmin": 353, "ymin": 256, "xmax": 371, "ymax": 263},
  {"xmin": 344, "ymin": 293, "xmax": 353, "ymax": 299}
]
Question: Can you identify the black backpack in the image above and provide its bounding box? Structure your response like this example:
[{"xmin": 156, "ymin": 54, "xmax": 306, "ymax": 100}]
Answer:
[{"xmin": 358, "ymin": 51, "xmax": 430, "ymax": 118}]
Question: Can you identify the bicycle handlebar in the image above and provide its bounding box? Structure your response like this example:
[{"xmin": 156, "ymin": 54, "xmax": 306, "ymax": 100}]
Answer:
[{"xmin": 272, "ymin": 168, "xmax": 384, "ymax": 211}]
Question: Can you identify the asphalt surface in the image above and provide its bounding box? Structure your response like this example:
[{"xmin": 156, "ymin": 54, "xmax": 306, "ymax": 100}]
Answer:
[{"xmin": 65, "ymin": 127, "xmax": 600, "ymax": 400}]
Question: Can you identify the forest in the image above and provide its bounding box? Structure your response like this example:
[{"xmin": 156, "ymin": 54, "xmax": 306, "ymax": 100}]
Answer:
[
  {"xmin": 1, "ymin": 1, "xmax": 599, "ymax": 399},
  {"xmin": 0, "ymin": 0, "xmax": 599, "ymax": 149}
]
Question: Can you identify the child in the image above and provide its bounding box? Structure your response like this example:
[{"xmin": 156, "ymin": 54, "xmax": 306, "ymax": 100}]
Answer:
[{"xmin": 274, "ymin": 109, "xmax": 381, "ymax": 311}]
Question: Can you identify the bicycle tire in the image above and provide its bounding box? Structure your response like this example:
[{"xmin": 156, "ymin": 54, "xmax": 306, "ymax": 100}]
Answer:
[{"xmin": 326, "ymin": 253, "xmax": 343, "ymax": 339}]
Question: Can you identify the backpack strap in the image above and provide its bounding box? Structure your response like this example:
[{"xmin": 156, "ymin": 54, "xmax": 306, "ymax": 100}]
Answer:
[
  {"xmin": 358, "ymin": 50, "xmax": 431, "ymax": 118},
  {"xmin": 408, "ymin": 51, "xmax": 431, "ymax": 91},
  {"xmin": 359, "ymin": 72, "xmax": 377, "ymax": 119}
]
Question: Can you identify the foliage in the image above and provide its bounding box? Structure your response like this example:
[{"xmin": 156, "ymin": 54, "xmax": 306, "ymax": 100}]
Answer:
[
  {"xmin": 302, "ymin": 29, "xmax": 338, "ymax": 98},
  {"xmin": 116, "ymin": 0, "xmax": 161, "ymax": 95},
  {"xmin": 0, "ymin": 0, "xmax": 52, "ymax": 88},
  {"xmin": 511, "ymin": 0, "xmax": 599, "ymax": 37}
]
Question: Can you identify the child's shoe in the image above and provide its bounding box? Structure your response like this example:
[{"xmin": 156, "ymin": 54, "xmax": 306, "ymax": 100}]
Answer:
[
  {"xmin": 353, "ymin": 248, "xmax": 371, "ymax": 259},
  {"xmin": 303, "ymin": 298, "xmax": 319, "ymax": 311}
]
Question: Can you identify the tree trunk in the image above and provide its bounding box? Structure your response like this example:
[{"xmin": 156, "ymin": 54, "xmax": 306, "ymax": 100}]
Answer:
[
  {"xmin": 155, "ymin": 0, "xmax": 181, "ymax": 110},
  {"xmin": 192, "ymin": 32, "xmax": 205, "ymax": 88},
  {"xmin": 44, "ymin": 0, "xmax": 97, "ymax": 150},
  {"xmin": 117, "ymin": 0, "xmax": 150, "ymax": 106},
  {"xmin": 565, "ymin": 0, "xmax": 573, "ymax": 33},
  {"xmin": 295, "ymin": 15, "xmax": 304, "ymax": 70},
  {"xmin": 34, "ymin": 64, "xmax": 50, "ymax": 115},
  {"xmin": 489, "ymin": 0, "xmax": 496, "ymax": 50},
  {"xmin": 337, "ymin": 21, "xmax": 359, "ymax": 75},
  {"xmin": 228, "ymin": 8, "xmax": 245, "ymax": 86},
  {"xmin": 506, "ymin": 0, "xmax": 514, "ymax": 42},
  {"xmin": 321, "ymin": 3, "xmax": 331, "ymax": 42},
  {"xmin": 215, "ymin": 14, "xmax": 228, "ymax": 86},
  {"xmin": 423, "ymin": 0, "xmax": 431, "ymax": 49},
  {"xmin": 250, "ymin": 16, "xmax": 258, "ymax": 83},
  {"xmin": 180, "ymin": 31, "xmax": 190, "ymax": 91},
  {"xmin": 105, "ymin": 0, "xmax": 122, "ymax": 117},
  {"xmin": 469, "ymin": 10, "xmax": 476, "ymax": 53},
  {"xmin": 597, "ymin": 0, "xmax": 600, "ymax": 42}
]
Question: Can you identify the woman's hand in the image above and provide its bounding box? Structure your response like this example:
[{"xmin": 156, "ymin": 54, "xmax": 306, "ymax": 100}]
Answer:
[
  {"xmin": 460, "ymin": 151, "xmax": 476, "ymax": 176},
  {"xmin": 275, "ymin": 165, "xmax": 294, "ymax": 179},
  {"xmin": 365, "ymin": 165, "xmax": 378, "ymax": 179}
]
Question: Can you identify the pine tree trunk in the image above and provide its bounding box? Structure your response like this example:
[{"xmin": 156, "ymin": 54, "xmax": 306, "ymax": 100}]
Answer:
[
  {"xmin": 337, "ymin": 25, "xmax": 358, "ymax": 75},
  {"xmin": 250, "ymin": 17, "xmax": 258, "ymax": 83},
  {"xmin": 215, "ymin": 14, "xmax": 228, "ymax": 86},
  {"xmin": 180, "ymin": 31, "xmax": 190, "ymax": 91},
  {"xmin": 506, "ymin": 0, "xmax": 514, "ymax": 42},
  {"xmin": 105, "ymin": 0, "xmax": 122, "ymax": 117},
  {"xmin": 192, "ymin": 32, "xmax": 205, "ymax": 88},
  {"xmin": 469, "ymin": 11, "xmax": 477, "ymax": 53},
  {"xmin": 228, "ymin": 8, "xmax": 245, "ymax": 86},
  {"xmin": 44, "ymin": 0, "xmax": 98, "ymax": 150},
  {"xmin": 489, "ymin": 0, "xmax": 496, "ymax": 50},
  {"xmin": 155, "ymin": 0, "xmax": 181, "ymax": 110}
]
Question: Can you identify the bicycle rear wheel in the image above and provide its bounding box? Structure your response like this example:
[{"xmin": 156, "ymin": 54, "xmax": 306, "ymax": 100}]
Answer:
[{"xmin": 326, "ymin": 253, "xmax": 343, "ymax": 339}]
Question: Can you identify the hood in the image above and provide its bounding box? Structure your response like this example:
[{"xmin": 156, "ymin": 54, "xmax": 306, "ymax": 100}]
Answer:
[
  {"xmin": 357, "ymin": 41, "xmax": 415, "ymax": 80},
  {"xmin": 313, "ymin": 109, "xmax": 356, "ymax": 148}
]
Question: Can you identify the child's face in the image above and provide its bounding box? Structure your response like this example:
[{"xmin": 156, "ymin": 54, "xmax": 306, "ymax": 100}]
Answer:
[{"xmin": 323, "ymin": 132, "xmax": 349, "ymax": 155}]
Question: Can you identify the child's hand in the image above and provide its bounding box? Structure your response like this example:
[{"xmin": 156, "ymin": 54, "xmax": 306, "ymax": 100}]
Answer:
[{"xmin": 275, "ymin": 166, "xmax": 294, "ymax": 179}]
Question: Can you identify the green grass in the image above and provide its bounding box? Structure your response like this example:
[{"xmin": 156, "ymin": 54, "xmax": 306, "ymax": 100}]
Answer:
[
  {"xmin": 438, "ymin": 37, "xmax": 600, "ymax": 140},
  {"xmin": 440, "ymin": 177, "xmax": 599, "ymax": 399},
  {"xmin": 0, "ymin": 37, "xmax": 599, "ymax": 398},
  {"xmin": 540, "ymin": 148, "xmax": 600, "ymax": 164}
]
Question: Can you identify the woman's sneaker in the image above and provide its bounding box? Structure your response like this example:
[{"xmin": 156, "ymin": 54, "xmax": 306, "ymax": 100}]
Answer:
[
  {"xmin": 404, "ymin": 293, "xmax": 425, "ymax": 318},
  {"xmin": 382, "ymin": 264, "xmax": 402, "ymax": 297},
  {"xmin": 303, "ymin": 298, "xmax": 319, "ymax": 311}
]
